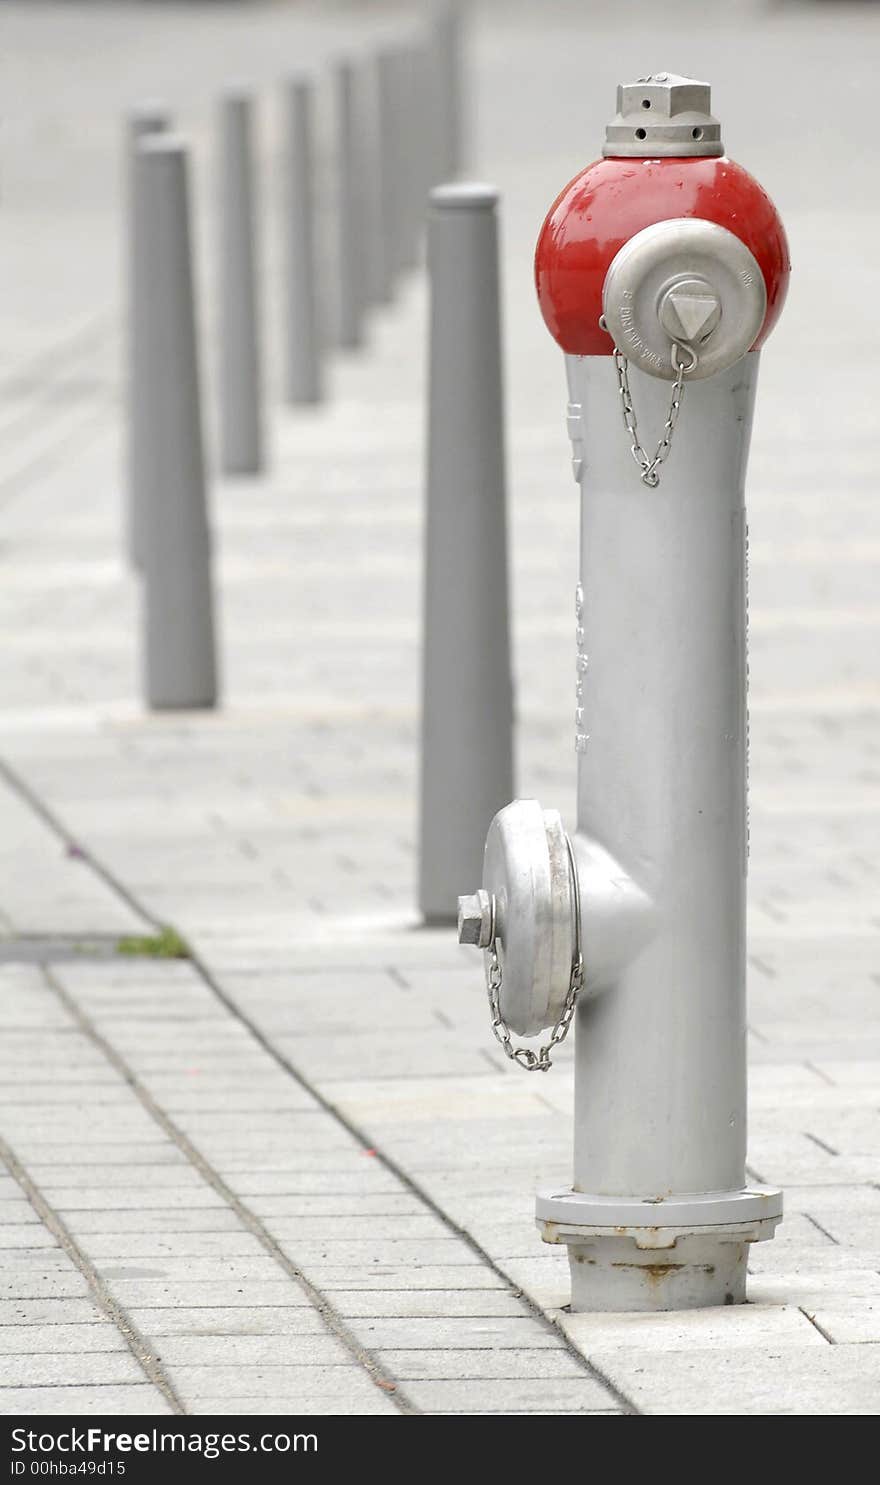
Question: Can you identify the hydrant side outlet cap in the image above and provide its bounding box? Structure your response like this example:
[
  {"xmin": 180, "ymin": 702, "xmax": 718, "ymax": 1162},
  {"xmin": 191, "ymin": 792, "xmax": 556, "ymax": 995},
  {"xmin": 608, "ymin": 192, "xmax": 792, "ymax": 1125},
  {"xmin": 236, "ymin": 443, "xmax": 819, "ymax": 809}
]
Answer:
[
  {"xmin": 535, "ymin": 155, "xmax": 790, "ymax": 358},
  {"xmin": 602, "ymin": 219, "xmax": 767, "ymax": 381},
  {"xmin": 483, "ymin": 800, "xmax": 576, "ymax": 1039}
]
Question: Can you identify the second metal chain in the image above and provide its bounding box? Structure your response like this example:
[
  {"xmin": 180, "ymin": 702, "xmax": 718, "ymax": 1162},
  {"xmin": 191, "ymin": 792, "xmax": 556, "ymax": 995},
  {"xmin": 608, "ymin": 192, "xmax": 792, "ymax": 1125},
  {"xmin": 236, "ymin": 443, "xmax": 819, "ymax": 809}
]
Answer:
[{"xmin": 613, "ymin": 341, "xmax": 697, "ymax": 488}]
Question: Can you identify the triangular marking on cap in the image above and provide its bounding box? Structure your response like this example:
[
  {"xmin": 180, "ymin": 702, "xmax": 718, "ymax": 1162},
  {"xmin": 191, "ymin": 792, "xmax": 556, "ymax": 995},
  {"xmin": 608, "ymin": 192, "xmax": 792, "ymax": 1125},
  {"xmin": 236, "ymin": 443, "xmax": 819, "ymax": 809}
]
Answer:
[{"xmin": 669, "ymin": 293, "xmax": 718, "ymax": 341}]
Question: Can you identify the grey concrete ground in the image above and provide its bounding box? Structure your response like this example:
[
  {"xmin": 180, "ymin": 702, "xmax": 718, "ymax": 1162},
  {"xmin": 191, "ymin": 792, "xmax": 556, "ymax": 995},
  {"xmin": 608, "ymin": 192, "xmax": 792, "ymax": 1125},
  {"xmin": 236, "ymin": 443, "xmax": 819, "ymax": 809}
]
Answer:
[{"xmin": 1, "ymin": 0, "xmax": 879, "ymax": 1416}]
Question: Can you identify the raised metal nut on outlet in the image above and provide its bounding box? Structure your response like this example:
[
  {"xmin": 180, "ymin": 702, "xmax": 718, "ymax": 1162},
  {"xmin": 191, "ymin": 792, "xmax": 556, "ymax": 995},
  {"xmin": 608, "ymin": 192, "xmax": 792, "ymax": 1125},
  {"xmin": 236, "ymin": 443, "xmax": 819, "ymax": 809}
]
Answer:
[{"xmin": 457, "ymin": 889, "xmax": 494, "ymax": 947}]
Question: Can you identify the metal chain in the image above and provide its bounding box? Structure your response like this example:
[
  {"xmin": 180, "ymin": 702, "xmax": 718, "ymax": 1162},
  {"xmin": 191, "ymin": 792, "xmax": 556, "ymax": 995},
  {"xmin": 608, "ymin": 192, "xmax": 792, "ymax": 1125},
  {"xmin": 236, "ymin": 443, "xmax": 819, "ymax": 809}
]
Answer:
[
  {"xmin": 486, "ymin": 945, "xmax": 583, "ymax": 1071},
  {"xmin": 613, "ymin": 341, "xmax": 697, "ymax": 488},
  {"xmin": 484, "ymin": 835, "xmax": 584, "ymax": 1072}
]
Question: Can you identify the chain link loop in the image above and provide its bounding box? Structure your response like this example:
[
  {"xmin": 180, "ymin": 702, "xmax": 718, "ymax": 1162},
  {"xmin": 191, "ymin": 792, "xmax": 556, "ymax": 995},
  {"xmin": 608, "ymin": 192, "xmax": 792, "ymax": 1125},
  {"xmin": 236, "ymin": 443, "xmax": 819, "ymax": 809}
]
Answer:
[
  {"xmin": 483, "ymin": 834, "xmax": 584, "ymax": 1072},
  {"xmin": 613, "ymin": 341, "xmax": 697, "ymax": 488}
]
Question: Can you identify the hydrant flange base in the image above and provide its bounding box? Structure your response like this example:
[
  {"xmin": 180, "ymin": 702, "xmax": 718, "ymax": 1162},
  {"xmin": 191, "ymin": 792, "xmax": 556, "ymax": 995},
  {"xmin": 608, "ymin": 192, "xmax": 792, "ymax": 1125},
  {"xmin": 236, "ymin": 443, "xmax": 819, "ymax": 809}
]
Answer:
[
  {"xmin": 538, "ymin": 1189, "xmax": 782, "ymax": 1313},
  {"xmin": 536, "ymin": 1185, "xmax": 782, "ymax": 1231}
]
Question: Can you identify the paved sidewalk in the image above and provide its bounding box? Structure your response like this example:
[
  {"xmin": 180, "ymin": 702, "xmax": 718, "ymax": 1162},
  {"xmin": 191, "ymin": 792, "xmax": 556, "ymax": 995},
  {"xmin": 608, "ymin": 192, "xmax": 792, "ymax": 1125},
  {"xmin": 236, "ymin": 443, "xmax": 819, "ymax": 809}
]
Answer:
[{"xmin": 1, "ymin": 0, "xmax": 879, "ymax": 1416}]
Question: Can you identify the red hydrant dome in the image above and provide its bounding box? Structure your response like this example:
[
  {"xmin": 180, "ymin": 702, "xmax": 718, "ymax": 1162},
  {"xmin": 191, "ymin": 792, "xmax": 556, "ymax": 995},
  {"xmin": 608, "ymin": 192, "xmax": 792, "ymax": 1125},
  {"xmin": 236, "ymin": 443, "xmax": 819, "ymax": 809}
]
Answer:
[{"xmin": 535, "ymin": 155, "xmax": 790, "ymax": 357}]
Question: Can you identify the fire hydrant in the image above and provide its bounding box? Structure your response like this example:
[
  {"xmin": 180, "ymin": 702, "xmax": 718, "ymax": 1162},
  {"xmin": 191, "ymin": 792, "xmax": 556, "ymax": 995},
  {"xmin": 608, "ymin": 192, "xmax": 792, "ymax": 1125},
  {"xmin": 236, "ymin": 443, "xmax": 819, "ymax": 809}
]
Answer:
[{"xmin": 457, "ymin": 74, "xmax": 790, "ymax": 1311}]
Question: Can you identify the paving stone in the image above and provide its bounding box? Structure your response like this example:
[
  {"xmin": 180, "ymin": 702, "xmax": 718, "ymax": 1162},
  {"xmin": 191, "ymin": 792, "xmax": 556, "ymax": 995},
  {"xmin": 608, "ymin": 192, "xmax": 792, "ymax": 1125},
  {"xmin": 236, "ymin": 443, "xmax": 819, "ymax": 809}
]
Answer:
[
  {"xmin": 80, "ymin": 1233, "xmax": 269, "ymax": 1259},
  {"xmin": 594, "ymin": 1345, "xmax": 880, "ymax": 1415},
  {"xmin": 0, "ymin": 1298, "xmax": 105, "ymax": 1325},
  {"xmin": 560, "ymin": 1304, "xmax": 824, "ymax": 1354},
  {"xmin": 0, "ymin": 1354, "xmax": 147, "ymax": 1388},
  {"xmin": 108, "ymin": 1281, "xmax": 313, "ymax": 1309},
  {"xmin": 61, "ymin": 1209, "xmax": 250, "ymax": 1234},
  {"xmin": 306, "ymin": 1265, "xmax": 510, "ymax": 1292},
  {"xmin": 95, "ymin": 1258, "xmax": 303, "ymax": 1283},
  {"xmin": 325, "ymin": 1289, "xmax": 530, "ymax": 1319},
  {"xmin": 0, "ymin": 1323, "xmax": 128, "ymax": 1355},
  {"xmin": 345, "ymin": 1317, "xmax": 561, "ymax": 1350},
  {"xmin": 802, "ymin": 1304, "xmax": 880, "ymax": 1344},
  {"xmin": 159, "ymin": 1364, "xmax": 377, "ymax": 1401},
  {"xmin": 375, "ymin": 1348, "xmax": 590, "ymax": 1381},
  {"xmin": 150, "ymin": 1335, "xmax": 352, "ymax": 1367},
  {"xmin": 184, "ymin": 1393, "xmax": 399, "ymax": 1416},
  {"xmin": 0, "ymin": 1227, "xmax": 58, "ymax": 1250},
  {"xmin": 48, "ymin": 1188, "xmax": 229, "ymax": 1211},
  {"xmin": 0, "ymin": 1385, "xmax": 172, "ymax": 1415},
  {"xmin": 399, "ymin": 1377, "xmax": 619, "ymax": 1414},
  {"xmin": 0, "ymin": 1274, "xmax": 90, "ymax": 1301},
  {"xmin": 125, "ymin": 1306, "xmax": 330, "ymax": 1336}
]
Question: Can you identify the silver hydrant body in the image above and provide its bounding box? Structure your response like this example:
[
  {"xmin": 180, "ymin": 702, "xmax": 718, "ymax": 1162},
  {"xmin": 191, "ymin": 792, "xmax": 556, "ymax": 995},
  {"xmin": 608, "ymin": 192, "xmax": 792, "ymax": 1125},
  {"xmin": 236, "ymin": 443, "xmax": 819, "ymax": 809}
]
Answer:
[{"xmin": 458, "ymin": 75, "xmax": 790, "ymax": 1311}]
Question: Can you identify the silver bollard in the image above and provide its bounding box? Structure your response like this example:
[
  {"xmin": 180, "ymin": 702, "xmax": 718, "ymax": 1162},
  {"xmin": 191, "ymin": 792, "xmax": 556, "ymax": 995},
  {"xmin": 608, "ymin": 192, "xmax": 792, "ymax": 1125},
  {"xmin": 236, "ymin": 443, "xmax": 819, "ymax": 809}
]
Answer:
[
  {"xmin": 397, "ymin": 45, "xmax": 425, "ymax": 273},
  {"xmin": 219, "ymin": 87, "xmax": 263, "ymax": 475},
  {"xmin": 284, "ymin": 76, "xmax": 322, "ymax": 404},
  {"xmin": 429, "ymin": 0, "xmax": 464, "ymax": 182},
  {"xmin": 137, "ymin": 135, "xmax": 218, "ymax": 710},
  {"xmin": 418, "ymin": 184, "xmax": 513, "ymax": 923},
  {"xmin": 332, "ymin": 59, "xmax": 364, "ymax": 349},
  {"xmin": 360, "ymin": 56, "xmax": 389, "ymax": 308},
  {"xmin": 126, "ymin": 101, "xmax": 170, "ymax": 569},
  {"xmin": 376, "ymin": 48, "xmax": 406, "ymax": 293}
]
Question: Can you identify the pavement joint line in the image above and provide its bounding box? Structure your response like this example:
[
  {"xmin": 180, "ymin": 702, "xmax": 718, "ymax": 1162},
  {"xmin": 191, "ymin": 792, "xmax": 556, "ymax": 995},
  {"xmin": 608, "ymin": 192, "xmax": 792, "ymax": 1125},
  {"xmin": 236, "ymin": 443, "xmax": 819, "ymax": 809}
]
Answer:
[
  {"xmin": 0, "ymin": 757, "xmax": 154, "ymax": 932},
  {"xmin": 803, "ymin": 1060, "xmax": 837, "ymax": 1088},
  {"xmin": 0, "ymin": 1132, "xmax": 184, "ymax": 1413},
  {"xmin": 802, "ymin": 1212, "xmax": 840, "ymax": 1245},
  {"xmin": 798, "ymin": 1307, "xmax": 835, "ymax": 1345},
  {"xmin": 0, "ymin": 753, "xmax": 638, "ymax": 1414},
  {"xmin": 0, "ymin": 404, "xmax": 115, "ymax": 511},
  {"xmin": 803, "ymin": 1131, "xmax": 840, "ymax": 1157},
  {"xmin": 0, "ymin": 361, "xmax": 115, "ymax": 443},
  {"xmin": 41, "ymin": 965, "xmax": 419, "ymax": 1417},
  {"xmin": 0, "ymin": 313, "xmax": 113, "ymax": 400}
]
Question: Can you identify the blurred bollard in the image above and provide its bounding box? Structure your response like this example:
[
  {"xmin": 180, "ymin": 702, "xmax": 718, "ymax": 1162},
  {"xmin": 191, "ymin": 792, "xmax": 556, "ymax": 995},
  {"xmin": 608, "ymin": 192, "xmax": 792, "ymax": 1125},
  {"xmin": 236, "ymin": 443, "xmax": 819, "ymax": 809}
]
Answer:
[
  {"xmin": 332, "ymin": 59, "xmax": 364, "ymax": 349},
  {"xmin": 284, "ymin": 76, "xmax": 322, "ymax": 404},
  {"xmin": 397, "ymin": 45, "xmax": 425, "ymax": 272},
  {"xmin": 429, "ymin": 0, "xmax": 464, "ymax": 182},
  {"xmin": 219, "ymin": 87, "xmax": 263, "ymax": 475},
  {"xmin": 126, "ymin": 101, "xmax": 170, "ymax": 568},
  {"xmin": 376, "ymin": 48, "xmax": 405, "ymax": 294},
  {"xmin": 419, "ymin": 184, "xmax": 513, "ymax": 922},
  {"xmin": 360, "ymin": 57, "xmax": 389, "ymax": 308},
  {"xmin": 138, "ymin": 136, "xmax": 218, "ymax": 710}
]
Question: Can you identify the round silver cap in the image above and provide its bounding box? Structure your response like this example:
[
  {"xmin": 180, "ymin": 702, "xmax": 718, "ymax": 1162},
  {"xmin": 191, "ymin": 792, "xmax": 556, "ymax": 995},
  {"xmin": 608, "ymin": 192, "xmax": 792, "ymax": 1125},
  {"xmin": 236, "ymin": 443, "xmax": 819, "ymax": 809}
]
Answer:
[
  {"xmin": 602, "ymin": 218, "xmax": 767, "ymax": 381},
  {"xmin": 482, "ymin": 800, "xmax": 576, "ymax": 1038}
]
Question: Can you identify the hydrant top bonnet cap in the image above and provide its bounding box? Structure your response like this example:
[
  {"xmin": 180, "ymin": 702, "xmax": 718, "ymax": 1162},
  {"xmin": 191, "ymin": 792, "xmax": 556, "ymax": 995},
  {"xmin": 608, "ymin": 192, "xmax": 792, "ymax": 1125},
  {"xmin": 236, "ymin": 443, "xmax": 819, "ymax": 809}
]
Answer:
[{"xmin": 604, "ymin": 74, "xmax": 723, "ymax": 158}]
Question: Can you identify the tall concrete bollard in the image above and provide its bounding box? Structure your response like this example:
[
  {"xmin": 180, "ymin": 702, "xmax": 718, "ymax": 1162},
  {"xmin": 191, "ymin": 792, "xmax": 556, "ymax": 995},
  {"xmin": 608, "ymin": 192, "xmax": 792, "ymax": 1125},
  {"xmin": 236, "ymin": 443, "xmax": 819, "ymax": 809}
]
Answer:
[
  {"xmin": 284, "ymin": 76, "xmax": 322, "ymax": 404},
  {"xmin": 375, "ymin": 49, "xmax": 405, "ymax": 295},
  {"xmin": 429, "ymin": 0, "xmax": 464, "ymax": 183},
  {"xmin": 419, "ymin": 184, "xmax": 513, "ymax": 923},
  {"xmin": 332, "ymin": 59, "xmax": 364, "ymax": 349},
  {"xmin": 360, "ymin": 57, "xmax": 389, "ymax": 308},
  {"xmin": 219, "ymin": 87, "xmax": 263, "ymax": 475},
  {"xmin": 137, "ymin": 136, "xmax": 218, "ymax": 710},
  {"xmin": 397, "ymin": 45, "xmax": 425, "ymax": 273},
  {"xmin": 126, "ymin": 101, "xmax": 170, "ymax": 568}
]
